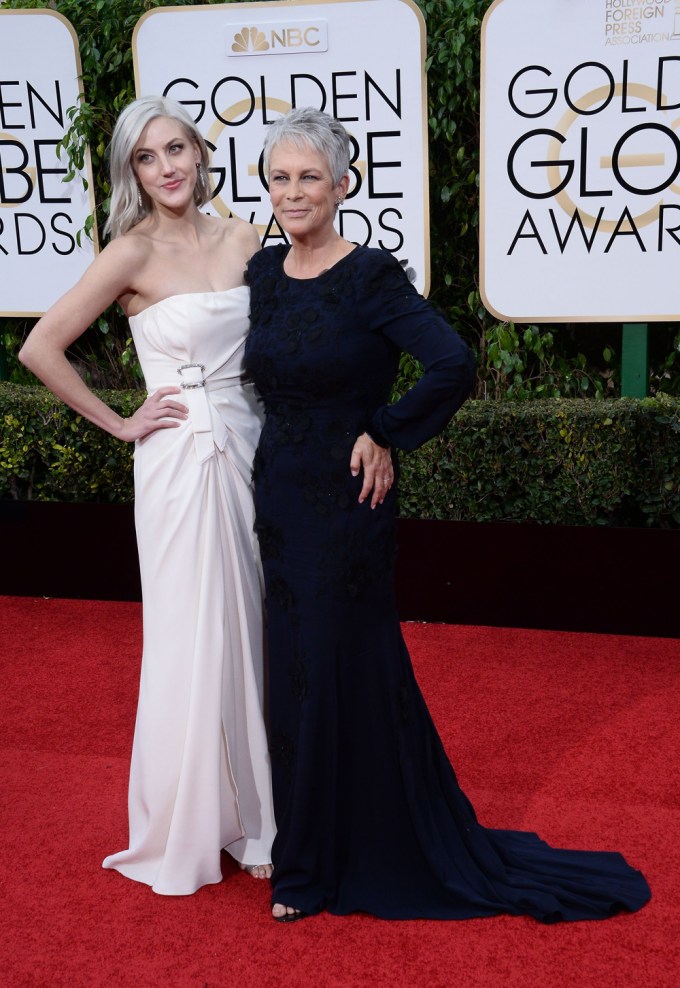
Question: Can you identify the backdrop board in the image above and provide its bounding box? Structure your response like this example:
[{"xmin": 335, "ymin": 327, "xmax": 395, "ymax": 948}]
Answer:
[
  {"xmin": 0, "ymin": 11, "xmax": 98, "ymax": 316},
  {"xmin": 133, "ymin": 0, "xmax": 430, "ymax": 294},
  {"xmin": 481, "ymin": 0, "xmax": 680, "ymax": 323}
]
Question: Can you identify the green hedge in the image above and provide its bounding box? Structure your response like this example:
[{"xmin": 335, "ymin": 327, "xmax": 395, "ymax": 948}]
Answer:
[
  {"xmin": 398, "ymin": 395, "xmax": 680, "ymax": 528},
  {"xmin": 2, "ymin": 383, "xmax": 678, "ymax": 527},
  {"xmin": 0, "ymin": 384, "xmax": 139, "ymax": 502}
]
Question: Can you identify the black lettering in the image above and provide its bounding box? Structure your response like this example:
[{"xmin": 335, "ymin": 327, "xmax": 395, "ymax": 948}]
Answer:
[
  {"xmin": 508, "ymin": 66, "xmax": 556, "ymax": 119},
  {"xmin": 259, "ymin": 77, "xmax": 278, "ymax": 124},
  {"xmin": 228, "ymin": 137, "xmax": 260, "ymax": 203},
  {"xmin": 261, "ymin": 213, "xmax": 289, "ymax": 246},
  {"xmin": 27, "ymin": 81, "xmax": 63, "ymax": 128},
  {"xmin": 507, "ymin": 210, "xmax": 548, "ymax": 254},
  {"xmin": 35, "ymin": 140, "xmax": 69, "ymax": 203},
  {"xmin": 366, "ymin": 132, "xmax": 402, "ymax": 199},
  {"xmin": 604, "ymin": 208, "xmax": 646, "ymax": 252},
  {"xmin": 212, "ymin": 77, "xmax": 255, "ymax": 126},
  {"xmin": 346, "ymin": 135, "xmax": 362, "ymax": 199},
  {"xmin": 507, "ymin": 130, "xmax": 573, "ymax": 199},
  {"xmin": 15, "ymin": 212, "xmax": 46, "ymax": 255},
  {"xmin": 0, "ymin": 81, "xmax": 24, "ymax": 129},
  {"xmin": 290, "ymin": 74, "xmax": 325, "ymax": 111},
  {"xmin": 205, "ymin": 140, "xmax": 226, "ymax": 199},
  {"xmin": 549, "ymin": 207, "xmax": 604, "ymax": 253},
  {"xmin": 338, "ymin": 208, "xmax": 372, "ymax": 245},
  {"xmin": 565, "ymin": 62, "xmax": 614, "ymax": 115},
  {"xmin": 332, "ymin": 72, "xmax": 358, "ymax": 121},
  {"xmin": 658, "ymin": 204, "xmax": 680, "ymax": 249},
  {"xmin": 163, "ymin": 78, "xmax": 205, "ymax": 123},
  {"xmin": 579, "ymin": 128, "xmax": 611, "ymax": 198},
  {"xmin": 365, "ymin": 70, "xmax": 401, "ymax": 120},
  {"xmin": 51, "ymin": 212, "xmax": 75, "ymax": 255},
  {"xmin": 613, "ymin": 123, "xmax": 680, "ymax": 195},
  {"xmin": 256, "ymin": 149, "xmax": 269, "ymax": 193},
  {"xmin": 0, "ymin": 139, "xmax": 33, "ymax": 204},
  {"xmin": 377, "ymin": 208, "xmax": 404, "ymax": 252},
  {"xmin": 621, "ymin": 61, "xmax": 645, "ymax": 114},
  {"xmin": 657, "ymin": 56, "xmax": 680, "ymax": 111}
]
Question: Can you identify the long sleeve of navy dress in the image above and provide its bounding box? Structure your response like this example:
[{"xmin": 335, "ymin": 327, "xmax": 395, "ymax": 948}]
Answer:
[{"xmin": 244, "ymin": 244, "xmax": 650, "ymax": 921}]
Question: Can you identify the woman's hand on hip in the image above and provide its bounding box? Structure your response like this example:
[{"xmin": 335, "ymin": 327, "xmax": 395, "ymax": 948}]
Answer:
[
  {"xmin": 350, "ymin": 432, "xmax": 394, "ymax": 509},
  {"xmin": 118, "ymin": 386, "xmax": 188, "ymax": 442}
]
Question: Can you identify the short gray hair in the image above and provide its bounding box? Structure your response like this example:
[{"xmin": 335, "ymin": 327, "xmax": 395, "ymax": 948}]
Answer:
[
  {"xmin": 105, "ymin": 95, "xmax": 211, "ymax": 239},
  {"xmin": 262, "ymin": 107, "xmax": 351, "ymax": 186}
]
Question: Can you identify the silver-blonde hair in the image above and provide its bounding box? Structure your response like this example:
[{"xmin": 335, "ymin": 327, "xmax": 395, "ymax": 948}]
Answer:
[
  {"xmin": 262, "ymin": 106, "xmax": 351, "ymax": 186},
  {"xmin": 104, "ymin": 95, "xmax": 211, "ymax": 239}
]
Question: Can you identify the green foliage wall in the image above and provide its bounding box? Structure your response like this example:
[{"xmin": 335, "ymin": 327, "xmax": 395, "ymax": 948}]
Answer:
[
  {"xmin": 397, "ymin": 394, "xmax": 680, "ymax": 529},
  {"xmin": 2, "ymin": 382, "xmax": 679, "ymax": 528},
  {"xmin": 0, "ymin": 383, "xmax": 138, "ymax": 502}
]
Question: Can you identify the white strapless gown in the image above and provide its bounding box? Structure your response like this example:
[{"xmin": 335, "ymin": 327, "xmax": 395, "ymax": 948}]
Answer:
[{"xmin": 102, "ymin": 288, "xmax": 276, "ymax": 895}]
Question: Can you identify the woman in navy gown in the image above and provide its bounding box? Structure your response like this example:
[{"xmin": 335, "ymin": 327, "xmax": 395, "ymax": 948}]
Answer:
[{"xmin": 244, "ymin": 107, "xmax": 651, "ymax": 923}]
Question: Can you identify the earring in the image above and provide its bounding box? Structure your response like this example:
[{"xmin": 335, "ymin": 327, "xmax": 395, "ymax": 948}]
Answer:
[
  {"xmin": 335, "ymin": 197, "xmax": 344, "ymax": 207},
  {"xmin": 195, "ymin": 162, "xmax": 211, "ymax": 200},
  {"xmin": 137, "ymin": 188, "xmax": 143, "ymax": 209}
]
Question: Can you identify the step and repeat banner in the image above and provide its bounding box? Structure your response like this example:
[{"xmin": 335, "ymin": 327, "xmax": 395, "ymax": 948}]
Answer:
[
  {"xmin": 0, "ymin": 10, "xmax": 98, "ymax": 316},
  {"xmin": 133, "ymin": 0, "xmax": 430, "ymax": 294},
  {"xmin": 481, "ymin": 0, "xmax": 680, "ymax": 322},
  {"xmin": 0, "ymin": 0, "xmax": 428, "ymax": 313}
]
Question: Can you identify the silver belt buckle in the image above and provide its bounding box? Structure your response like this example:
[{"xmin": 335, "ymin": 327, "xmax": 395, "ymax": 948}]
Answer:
[{"xmin": 178, "ymin": 363, "xmax": 206, "ymax": 390}]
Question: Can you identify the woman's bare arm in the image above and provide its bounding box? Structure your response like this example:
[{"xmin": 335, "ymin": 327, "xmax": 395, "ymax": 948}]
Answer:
[{"xmin": 19, "ymin": 236, "xmax": 187, "ymax": 441}]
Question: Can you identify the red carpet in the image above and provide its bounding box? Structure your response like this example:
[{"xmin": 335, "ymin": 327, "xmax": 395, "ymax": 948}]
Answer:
[{"xmin": 1, "ymin": 596, "xmax": 678, "ymax": 987}]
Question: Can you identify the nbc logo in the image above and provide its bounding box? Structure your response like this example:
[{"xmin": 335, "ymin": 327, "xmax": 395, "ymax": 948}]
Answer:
[
  {"xmin": 232, "ymin": 27, "xmax": 269, "ymax": 53},
  {"xmin": 228, "ymin": 21, "xmax": 328, "ymax": 57}
]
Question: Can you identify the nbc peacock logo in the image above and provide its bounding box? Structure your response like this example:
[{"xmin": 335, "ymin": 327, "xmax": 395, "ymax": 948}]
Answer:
[
  {"xmin": 228, "ymin": 20, "xmax": 328, "ymax": 57},
  {"xmin": 232, "ymin": 27, "xmax": 269, "ymax": 53}
]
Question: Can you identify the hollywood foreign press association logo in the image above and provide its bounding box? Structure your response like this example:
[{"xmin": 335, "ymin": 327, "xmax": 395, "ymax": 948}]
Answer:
[{"xmin": 232, "ymin": 27, "xmax": 269, "ymax": 53}]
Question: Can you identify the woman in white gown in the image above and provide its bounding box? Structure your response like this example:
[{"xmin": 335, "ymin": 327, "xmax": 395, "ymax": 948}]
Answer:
[{"xmin": 19, "ymin": 96, "xmax": 276, "ymax": 895}]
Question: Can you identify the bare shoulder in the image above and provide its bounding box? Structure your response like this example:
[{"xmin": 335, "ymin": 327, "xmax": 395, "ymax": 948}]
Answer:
[
  {"xmin": 98, "ymin": 229, "xmax": 150, "ymax": 277},
  {"xmin": 232, "ymin": 215, "xmax": 261, "ymax": 250},
  {"xmin": 97, "ymin": 228, "xmax": 156, "ymax": 310},
  {"xmin": 211, "ymin": 215, "xmax": 260, "ymax": 255},
  {"xmin": 54, "ymin": 233, "xmax": 145, "ymax": 305}
]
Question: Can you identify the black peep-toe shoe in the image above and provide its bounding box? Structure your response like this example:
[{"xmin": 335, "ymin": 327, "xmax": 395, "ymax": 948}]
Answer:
[{"xmin": 272, "ymin": 906, "xmax": 310, "ymax": 924}]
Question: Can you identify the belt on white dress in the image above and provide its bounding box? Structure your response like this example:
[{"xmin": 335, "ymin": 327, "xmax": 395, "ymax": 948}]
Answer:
[{"xmin": 176, "ymin": 362, "xmax": 245, "ymax": 464}]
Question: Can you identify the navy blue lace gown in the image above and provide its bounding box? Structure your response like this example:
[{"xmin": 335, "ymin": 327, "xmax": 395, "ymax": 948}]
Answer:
[{"xmin": 244, "ymin": 244, "xmax": 650, "ymax": 921}]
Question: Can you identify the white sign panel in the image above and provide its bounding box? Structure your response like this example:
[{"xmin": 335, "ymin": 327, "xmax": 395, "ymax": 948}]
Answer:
[
  {"xmin": 0, "ymin": 10, "xmax": 98, "ymax": 316},
  {"xmin": 133, "ymin": 0, "xmax": 430, "ymax": 294},
  {"xmin": 481, "ymin": 0, "xmax": 680, "ymax": 322}
]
